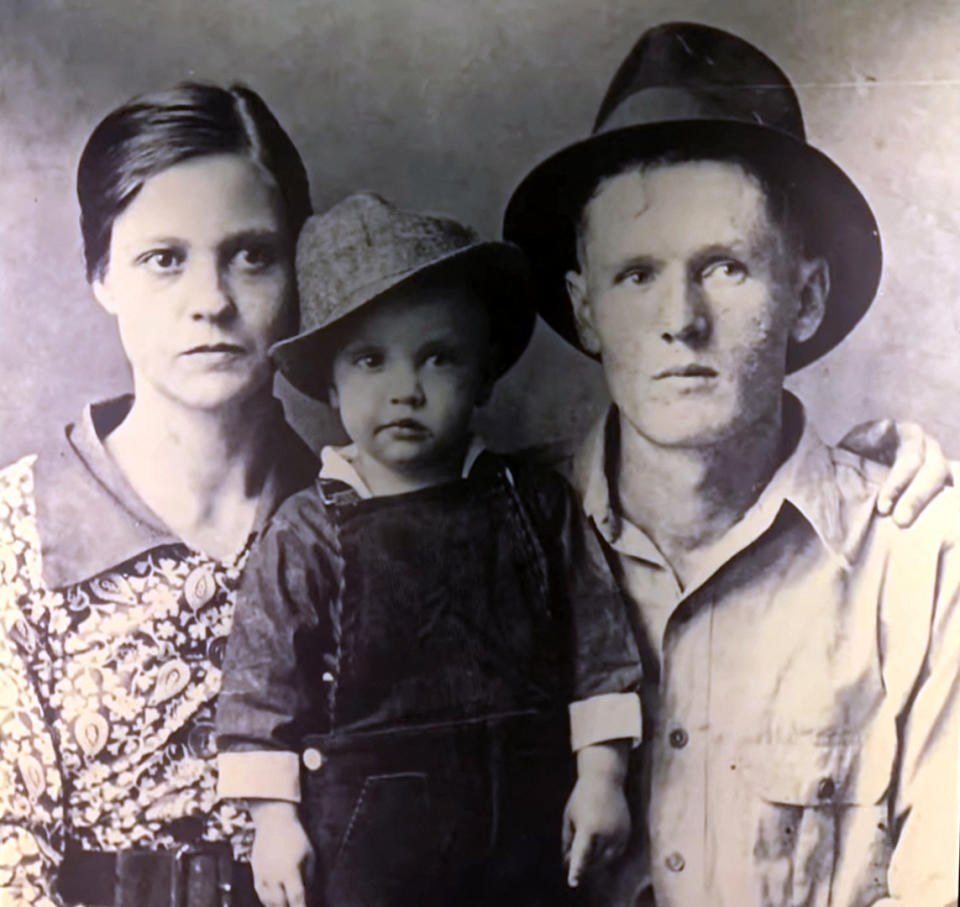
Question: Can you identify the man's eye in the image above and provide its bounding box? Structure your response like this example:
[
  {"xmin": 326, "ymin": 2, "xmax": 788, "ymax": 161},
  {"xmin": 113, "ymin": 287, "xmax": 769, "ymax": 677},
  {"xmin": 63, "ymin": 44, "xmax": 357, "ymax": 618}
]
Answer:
[
  {"xmin": 140, "ymin": 249, "xmax": 183, "ymax": 272},
  {"xmin": 702, "ymin": 260, "xmax": 748, "ymax": 284},
  {"xmin": 617, "ymin": 266, "xmax": 655, "ymax": 287}
]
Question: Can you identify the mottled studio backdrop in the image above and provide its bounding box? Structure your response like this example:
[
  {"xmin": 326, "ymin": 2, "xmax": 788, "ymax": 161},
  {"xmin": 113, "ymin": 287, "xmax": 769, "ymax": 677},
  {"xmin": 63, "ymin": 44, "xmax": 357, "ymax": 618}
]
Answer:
[{"xmin": 1, "ymin": 0, "xmax": 959, "ymax": 463}]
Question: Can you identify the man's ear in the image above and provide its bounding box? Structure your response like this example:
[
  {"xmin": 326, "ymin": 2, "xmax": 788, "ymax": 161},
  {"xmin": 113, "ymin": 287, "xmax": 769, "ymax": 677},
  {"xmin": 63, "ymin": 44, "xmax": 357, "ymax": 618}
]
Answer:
[
  {"xmin": 91, "ymin": 275, "xmax": 117, "ymax": 316},
  {"xmin": 790, "ymin": 257, "xmax": 830, "ymax": 344},
  {"xmin": 565, "ymin": 269, "xmax": 602, "ymax": 355}
]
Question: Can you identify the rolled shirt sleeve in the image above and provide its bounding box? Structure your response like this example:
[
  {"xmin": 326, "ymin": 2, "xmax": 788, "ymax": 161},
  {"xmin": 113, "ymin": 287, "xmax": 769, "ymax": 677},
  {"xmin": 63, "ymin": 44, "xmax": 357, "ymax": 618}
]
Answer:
[
  {"xmin": 216, "ymin": 490, "xmax": 338, "ymax": 803},
  {"xmin": 514, "ymin": 461, "xmax": 644, "ymax": 743}
]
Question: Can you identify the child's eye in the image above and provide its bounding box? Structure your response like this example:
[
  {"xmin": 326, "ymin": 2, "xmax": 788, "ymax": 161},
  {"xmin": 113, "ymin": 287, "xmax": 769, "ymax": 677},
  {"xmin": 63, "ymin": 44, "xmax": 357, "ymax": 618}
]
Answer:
[
  {"xmin": 424, "ymin": 352, "xmax": 455, "ymax": 368},
  {"xmin": 352, "ymin": 352, "xmax": 383, "ymax": 369},
  {"xmin": 139, "ymin": 249, "xmax": 184, "ymax": 273}
]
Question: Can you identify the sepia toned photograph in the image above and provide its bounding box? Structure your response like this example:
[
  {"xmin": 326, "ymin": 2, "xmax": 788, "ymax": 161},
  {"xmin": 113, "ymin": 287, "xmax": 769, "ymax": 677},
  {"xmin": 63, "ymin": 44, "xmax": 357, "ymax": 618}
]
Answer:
[{"xmin": 1, "ymin": 1, "xmax": 959, "ymax": 905}]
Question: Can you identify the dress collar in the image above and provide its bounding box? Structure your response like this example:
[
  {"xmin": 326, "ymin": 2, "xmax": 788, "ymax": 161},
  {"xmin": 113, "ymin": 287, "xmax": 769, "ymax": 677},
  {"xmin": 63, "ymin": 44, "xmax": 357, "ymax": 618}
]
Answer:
[
  {"xmin": 319, "ymin": 436, "xmax": 488, "ymax": 498},
  {"xmin": 34, "ymin": 396, "xmax": 318, "ymax": 589}
]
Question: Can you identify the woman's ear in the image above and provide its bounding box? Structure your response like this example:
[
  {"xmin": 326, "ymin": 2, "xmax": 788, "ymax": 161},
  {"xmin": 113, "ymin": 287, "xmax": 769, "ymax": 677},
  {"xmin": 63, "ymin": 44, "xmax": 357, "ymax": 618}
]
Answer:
[
  {"xmin": 328, "ymin": 382, "xmax": 340, "ymax": 410},
  {"xmin": 565, "ymin": 269, "xmax": 602, "ymax": 355},
  {"xmin": 790, "ymin": 256, "xmax": 830, "ymax": 344},
  {"xmin": 91, "ymin": 274, "xmax": 118, "ymax": 316}
]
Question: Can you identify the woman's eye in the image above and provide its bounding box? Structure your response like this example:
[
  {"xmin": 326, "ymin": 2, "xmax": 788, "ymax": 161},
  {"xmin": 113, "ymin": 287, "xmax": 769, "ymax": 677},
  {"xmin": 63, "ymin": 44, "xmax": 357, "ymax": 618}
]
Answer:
[
  {"xmin": 234, "ymin": 245, "xmax": 277, "ymax": 271},
  {"xmin": 141, "ymin": 249, "xmax": 183, "ymax": 273},
  {"xmin": 702, "ymin": 260, "xmax": 748, "ymax": 284}
]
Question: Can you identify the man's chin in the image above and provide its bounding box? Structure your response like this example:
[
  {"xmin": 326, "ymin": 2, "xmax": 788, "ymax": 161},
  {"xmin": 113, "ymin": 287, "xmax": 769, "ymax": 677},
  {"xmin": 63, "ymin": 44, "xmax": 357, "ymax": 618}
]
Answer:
[{"xmin": 620, "ymin": 406, "xmax": 739, "ymax": 450}]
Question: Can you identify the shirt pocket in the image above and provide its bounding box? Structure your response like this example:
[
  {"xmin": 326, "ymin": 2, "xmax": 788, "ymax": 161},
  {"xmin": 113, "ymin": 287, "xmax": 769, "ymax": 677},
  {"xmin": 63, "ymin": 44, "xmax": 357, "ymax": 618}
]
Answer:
[
  {"xmin": 741, "ymin": 735, "xmax": 892, "ymax": 808},
  {"xmin": 737, "ymin": 737, "xmax": 893, "ymax": 907}
]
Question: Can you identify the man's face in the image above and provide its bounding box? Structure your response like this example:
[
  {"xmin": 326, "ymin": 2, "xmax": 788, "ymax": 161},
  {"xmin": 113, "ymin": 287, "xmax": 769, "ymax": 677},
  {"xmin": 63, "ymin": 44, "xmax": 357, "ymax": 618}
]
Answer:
[{"xmin": 567, "ymin": 160, "xmax": 826, "ymax": 448}]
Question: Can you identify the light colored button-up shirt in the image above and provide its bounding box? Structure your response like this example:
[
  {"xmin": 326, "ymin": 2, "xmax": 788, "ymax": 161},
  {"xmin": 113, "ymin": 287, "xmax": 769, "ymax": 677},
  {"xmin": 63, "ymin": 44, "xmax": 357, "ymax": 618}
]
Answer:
[{"xmin": 573, "ymin": 399, "xmax": 960, "ymax": 907}]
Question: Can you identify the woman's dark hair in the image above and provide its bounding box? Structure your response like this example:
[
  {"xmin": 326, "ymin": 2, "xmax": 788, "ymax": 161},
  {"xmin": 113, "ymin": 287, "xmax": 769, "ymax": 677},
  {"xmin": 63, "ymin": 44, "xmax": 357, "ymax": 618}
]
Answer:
[{"xmin": 77, "ymin": 82, "xmax": 312, "ymax": 281}]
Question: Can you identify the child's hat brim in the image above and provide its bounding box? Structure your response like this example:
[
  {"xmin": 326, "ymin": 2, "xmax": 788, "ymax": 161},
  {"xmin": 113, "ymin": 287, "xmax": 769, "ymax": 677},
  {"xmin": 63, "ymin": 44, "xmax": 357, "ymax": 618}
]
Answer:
[{"xmin": 271, "ymin": 202, "xmax": 535, "ymax": 401}]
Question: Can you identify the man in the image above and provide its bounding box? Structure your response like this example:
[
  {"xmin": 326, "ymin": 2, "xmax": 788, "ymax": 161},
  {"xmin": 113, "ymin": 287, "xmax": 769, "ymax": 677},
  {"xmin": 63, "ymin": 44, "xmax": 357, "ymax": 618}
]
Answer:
[{"xmin": 505, "ymin": 22, "xmax": 960, "ymax": 907}]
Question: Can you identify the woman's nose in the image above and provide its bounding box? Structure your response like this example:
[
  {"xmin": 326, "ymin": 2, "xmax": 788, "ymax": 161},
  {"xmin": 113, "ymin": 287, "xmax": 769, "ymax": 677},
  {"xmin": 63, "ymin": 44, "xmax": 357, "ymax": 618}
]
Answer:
[
  {"xmin": 187, "ymin": 259, "xmax": 236, "ymax": 322},
  {"xmin": 659, "ymin": 269, "xmax": 710, "ymax": 345}
]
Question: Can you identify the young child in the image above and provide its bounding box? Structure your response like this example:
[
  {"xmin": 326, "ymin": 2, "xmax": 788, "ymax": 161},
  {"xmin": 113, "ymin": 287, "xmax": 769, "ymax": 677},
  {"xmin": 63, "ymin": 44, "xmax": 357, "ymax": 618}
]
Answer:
[{"xmin": 216, "ymin": 193, "xmax": 643, "ymax": 907}]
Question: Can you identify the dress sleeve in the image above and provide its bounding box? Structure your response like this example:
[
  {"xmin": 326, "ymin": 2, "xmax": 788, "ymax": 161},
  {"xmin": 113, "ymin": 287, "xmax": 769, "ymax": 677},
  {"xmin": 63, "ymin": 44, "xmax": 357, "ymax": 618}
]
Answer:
[
  {"xmin": 216, "ymin": 492, "xmax": 339, "ymax": 803},
  {"xmin": 0, "ymin": 456, "xmax": 67, "ymax": 906},
  {"xmin": 515, "ymin": 461, "xmax": 644, "ymax": 749}
]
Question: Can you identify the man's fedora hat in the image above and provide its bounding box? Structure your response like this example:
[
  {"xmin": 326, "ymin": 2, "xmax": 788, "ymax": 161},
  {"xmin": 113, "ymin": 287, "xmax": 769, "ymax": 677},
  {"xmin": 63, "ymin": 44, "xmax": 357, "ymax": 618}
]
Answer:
[
  {"xmin": 272, "ymin": 192, "xmax": 535, "ymax": 400},
  {"xmin": 503, "ymin": 22, "xmax": 882, "ymax": 372}
]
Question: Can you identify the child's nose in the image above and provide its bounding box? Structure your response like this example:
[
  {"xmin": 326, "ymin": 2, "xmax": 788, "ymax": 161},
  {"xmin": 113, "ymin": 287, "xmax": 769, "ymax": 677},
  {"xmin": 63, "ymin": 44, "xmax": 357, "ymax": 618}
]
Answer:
[{"xmin": 389, "ymin": 364, "xmax": 425, "ymax": 407}]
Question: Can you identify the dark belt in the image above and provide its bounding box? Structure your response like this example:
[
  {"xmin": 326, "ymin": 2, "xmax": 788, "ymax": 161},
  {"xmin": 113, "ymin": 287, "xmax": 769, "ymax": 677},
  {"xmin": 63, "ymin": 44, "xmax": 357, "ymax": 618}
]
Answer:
[{"xmin": 58, "ymin": 841, "xmax": 244, "ymax": 907}]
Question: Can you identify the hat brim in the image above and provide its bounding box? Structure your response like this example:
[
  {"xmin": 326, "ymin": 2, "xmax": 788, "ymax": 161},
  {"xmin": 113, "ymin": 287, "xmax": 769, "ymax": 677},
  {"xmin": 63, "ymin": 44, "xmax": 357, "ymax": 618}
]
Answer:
[
  {"xmin": 503, "ymin": 119, "xmax": 882, "ymax": 373},
  {"xmin": 271, "ymin": 241, "xmax": 535, "ymax": 401}
]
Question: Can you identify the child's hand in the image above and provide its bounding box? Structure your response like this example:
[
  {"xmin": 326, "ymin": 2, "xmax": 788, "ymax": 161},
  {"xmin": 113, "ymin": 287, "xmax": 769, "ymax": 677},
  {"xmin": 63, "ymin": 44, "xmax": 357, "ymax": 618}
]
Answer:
[
  {"xmin": 562, "ymin": 741, "xmax": 632, "ymax": 888},
  {"xmin": 249, "ymin": 800, "xmax": 315, "ymax": 907}
]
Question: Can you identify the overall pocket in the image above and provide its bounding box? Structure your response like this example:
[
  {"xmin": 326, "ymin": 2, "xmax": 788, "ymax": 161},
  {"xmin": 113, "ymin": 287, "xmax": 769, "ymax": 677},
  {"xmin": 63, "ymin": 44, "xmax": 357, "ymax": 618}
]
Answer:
[{"xmin": 324, "ymin": 771, "xmax": 439, "ymax": 906}]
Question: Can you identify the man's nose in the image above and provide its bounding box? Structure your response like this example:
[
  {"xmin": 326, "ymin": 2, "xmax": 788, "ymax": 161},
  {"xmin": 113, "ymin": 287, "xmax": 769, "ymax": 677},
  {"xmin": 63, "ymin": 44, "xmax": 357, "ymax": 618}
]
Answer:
[
  {"xmin": 188, "ymin": 259, "xmax": 236, "ymax": 323},
  {"xmin": 389, "ymin": 363, "xmax": 425, "ymax": 407},
  {"xmin": 659, "ymin": 268, "xmax": 710, "ymax": 346}
]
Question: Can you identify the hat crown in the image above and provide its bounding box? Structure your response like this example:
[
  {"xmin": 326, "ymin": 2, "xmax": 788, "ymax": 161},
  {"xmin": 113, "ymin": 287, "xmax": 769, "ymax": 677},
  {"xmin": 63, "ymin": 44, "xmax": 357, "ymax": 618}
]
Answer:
[
  {"xmin": 594, "ymin": 22, "xmax": 805, "ymax": 140},
  {"xmin": 295, "ymin": 192, "xmax": 480, "ymax": 333}
]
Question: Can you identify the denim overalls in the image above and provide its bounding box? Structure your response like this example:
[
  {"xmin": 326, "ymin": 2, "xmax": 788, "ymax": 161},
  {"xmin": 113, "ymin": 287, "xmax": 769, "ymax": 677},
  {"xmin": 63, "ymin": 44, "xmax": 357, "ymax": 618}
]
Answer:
[{"xmin": 300, "ymin": 453, "xmax": 582, "ymax": 906}]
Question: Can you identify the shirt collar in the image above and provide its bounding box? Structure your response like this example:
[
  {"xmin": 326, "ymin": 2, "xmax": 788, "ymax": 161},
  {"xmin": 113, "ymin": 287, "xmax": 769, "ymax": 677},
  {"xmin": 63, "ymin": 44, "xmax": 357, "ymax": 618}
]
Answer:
[
  {"xmin": 34, "ymin": 395, "xmax": 318, "ymax": 589},
  {"xmin": 575, "ymin": 394, "xmax": 858, "ymax": 590},
  {"xmin": 319, "ymin": 436, "xmax": 488, "ymax": 498}
]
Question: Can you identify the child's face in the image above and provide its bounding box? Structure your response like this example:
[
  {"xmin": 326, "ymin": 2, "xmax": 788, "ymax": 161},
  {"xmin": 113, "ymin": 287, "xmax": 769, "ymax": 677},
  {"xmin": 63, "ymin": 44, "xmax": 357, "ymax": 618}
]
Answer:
[{"xmin": 330, "ymin": 286, "xmax": 495, "ymax": 483}]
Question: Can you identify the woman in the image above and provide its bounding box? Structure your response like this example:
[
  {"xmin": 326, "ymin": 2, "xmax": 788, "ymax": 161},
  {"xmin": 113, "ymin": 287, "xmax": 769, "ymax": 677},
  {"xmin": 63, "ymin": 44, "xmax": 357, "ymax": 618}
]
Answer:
[{"xmin": 0, "ymin": 83, "xmax": 317, "ymax": 907}]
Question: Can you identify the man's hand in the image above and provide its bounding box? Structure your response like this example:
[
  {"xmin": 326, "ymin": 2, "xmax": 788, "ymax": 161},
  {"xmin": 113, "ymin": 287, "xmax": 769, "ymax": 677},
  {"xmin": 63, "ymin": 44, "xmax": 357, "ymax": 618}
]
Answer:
[
  {"xmin": 562, "ymin": 741, "xmax": 631, "ymax": 888},
  {"xmin": 249, "ymin": 800, "xmax": 315, "ymax": 907},
  {"xmin": 839, "ymin": 419, "xmax": 951, "ymax": 527}
]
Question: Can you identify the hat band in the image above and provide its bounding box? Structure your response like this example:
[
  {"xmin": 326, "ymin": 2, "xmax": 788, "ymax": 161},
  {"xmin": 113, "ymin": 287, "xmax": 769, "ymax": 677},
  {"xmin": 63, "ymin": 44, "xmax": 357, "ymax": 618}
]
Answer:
[{"xmin": 596, "ymin": 85, "xmax": 805, "ymax": 140}]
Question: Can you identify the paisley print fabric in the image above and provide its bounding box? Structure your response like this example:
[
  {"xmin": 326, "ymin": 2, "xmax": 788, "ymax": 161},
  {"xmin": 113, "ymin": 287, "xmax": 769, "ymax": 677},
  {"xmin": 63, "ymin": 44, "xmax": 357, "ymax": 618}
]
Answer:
[{"xmin": 0, "ymin": 455, "xmax": 253, "ymax": 906}]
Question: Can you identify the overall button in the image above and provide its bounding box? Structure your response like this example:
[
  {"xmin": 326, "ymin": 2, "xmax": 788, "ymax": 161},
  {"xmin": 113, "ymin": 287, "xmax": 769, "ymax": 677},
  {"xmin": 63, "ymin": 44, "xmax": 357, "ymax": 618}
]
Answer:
[
  {"xmin": 668, "ymin": 728, "xmax": 688, "ymax": 749},
  {"xmin": 665, "ymin": 852, "xmax": 685, "ymax": 872},
  {"xmin": 302, "ymin": 748, "xmax": 324, "ymax": 772},
  {"xmin": 817, "ymin": 776, "xmax": 835, "ymax": 799}
]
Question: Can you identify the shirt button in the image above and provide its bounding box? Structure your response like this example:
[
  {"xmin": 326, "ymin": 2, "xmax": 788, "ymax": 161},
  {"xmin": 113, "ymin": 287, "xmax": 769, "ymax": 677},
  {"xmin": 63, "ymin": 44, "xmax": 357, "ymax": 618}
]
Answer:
[
  {"xmin": 668, "ymin": 728, "xmax": 688, "ymax": 749},
  {"xmin": 665, "ymin": 852, "xmax": 685, "ymax": 872},
  {"xmin": 302, "ymin": 748, "xmax": 324, "ymax": 772},
  {"xmin": 817, "ymin": 777, "xmax": 835, "ymax": 799}
]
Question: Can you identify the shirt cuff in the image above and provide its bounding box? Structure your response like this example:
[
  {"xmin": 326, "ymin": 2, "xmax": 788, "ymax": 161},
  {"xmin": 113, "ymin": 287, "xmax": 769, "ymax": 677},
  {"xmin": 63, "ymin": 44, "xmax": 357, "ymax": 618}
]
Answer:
[
  {"xmin": 217, "ymin": 751, "xmax": 301, "ymax": 802},
  {"xmin": 569, "ymin": 692, "xmax": 643, "ymax": 751}
]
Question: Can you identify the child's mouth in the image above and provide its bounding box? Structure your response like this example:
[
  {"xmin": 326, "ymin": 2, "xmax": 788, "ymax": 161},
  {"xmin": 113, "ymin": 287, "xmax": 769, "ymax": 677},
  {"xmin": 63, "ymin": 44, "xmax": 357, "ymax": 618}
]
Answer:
[{"xmin": 378, "ymin": 419, "xmax": 429, "ymax": 436}]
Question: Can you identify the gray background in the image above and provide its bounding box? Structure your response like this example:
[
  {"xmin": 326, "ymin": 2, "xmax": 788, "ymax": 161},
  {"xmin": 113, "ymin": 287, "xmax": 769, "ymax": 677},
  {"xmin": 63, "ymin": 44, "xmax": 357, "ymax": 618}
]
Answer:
[{"xmin": 2, "ymin": 0, "xmax": 959, "ymax": 464}]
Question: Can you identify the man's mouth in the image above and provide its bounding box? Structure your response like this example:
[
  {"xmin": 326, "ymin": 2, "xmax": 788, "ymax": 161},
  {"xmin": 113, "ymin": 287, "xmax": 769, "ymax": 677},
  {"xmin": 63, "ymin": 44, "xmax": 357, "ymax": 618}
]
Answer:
[{"xmin": 654, "ymin": 364, "xmax": 718, "ymax": 379}]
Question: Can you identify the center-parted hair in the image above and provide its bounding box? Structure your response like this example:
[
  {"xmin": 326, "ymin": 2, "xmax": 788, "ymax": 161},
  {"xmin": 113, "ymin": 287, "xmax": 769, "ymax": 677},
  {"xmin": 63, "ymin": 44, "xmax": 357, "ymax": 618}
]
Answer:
[{"xmin": 77, "ymin": 82, "xmax": 312, "ymax": 282}]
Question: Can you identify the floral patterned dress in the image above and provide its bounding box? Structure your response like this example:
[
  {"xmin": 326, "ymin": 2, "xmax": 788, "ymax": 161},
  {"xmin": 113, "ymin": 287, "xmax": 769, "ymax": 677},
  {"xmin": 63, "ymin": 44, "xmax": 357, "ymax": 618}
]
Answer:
[{"xmin": 0, "ymin": 399, "xmax": 316, "ymax": 906}]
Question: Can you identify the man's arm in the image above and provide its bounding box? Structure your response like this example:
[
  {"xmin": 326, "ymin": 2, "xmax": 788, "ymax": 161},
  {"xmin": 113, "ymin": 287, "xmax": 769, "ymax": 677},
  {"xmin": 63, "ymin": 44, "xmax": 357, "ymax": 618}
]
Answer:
[{"xmin": 878, "ymin": 517, "xmax": 960, "ymax": 905}]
